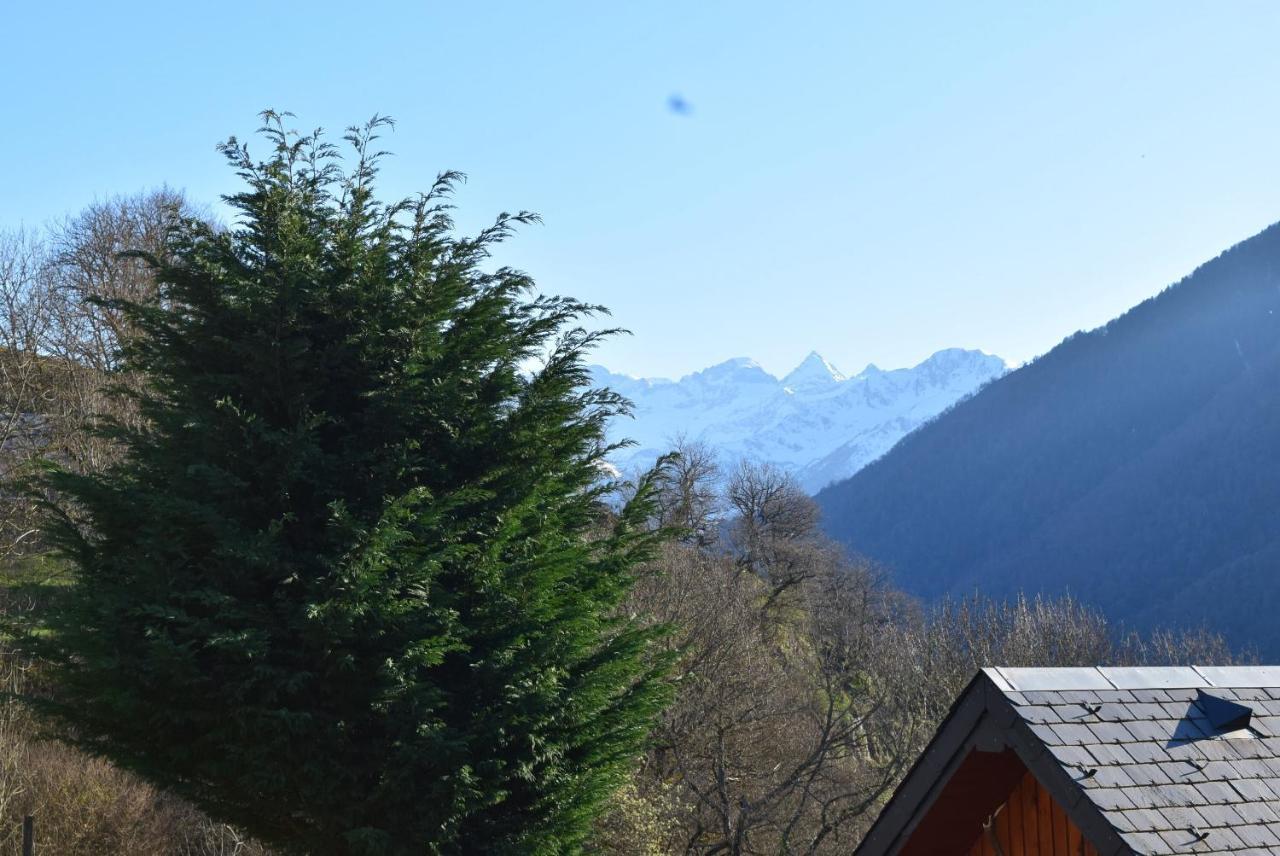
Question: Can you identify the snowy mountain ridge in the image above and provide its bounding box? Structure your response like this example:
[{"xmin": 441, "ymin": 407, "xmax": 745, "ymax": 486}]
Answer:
[{"xmin": 592, "ymin": 348, "xmax": 1008, "ymax": 493}]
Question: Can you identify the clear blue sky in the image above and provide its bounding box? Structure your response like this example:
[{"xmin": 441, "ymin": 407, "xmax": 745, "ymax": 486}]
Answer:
[{"xmin": 5, "ymin": 2, "xmax": 1280, "ymax": 378}]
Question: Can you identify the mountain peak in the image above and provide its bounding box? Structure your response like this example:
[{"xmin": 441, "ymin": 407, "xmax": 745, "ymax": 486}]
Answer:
[
  {"xmin": 684, "ymin": 357, "xmax": 775, "ymax": 385},
  {"xmin": 783, "ymin": 351, "xmax": 847, "ymax": 389},
  {"xmin": 921, "ymin": 346, "xmax": 986, "ymax": 364},
  {"xmin": 914, "ymin": 348, "xmax": 1010, "ymax": 378}
]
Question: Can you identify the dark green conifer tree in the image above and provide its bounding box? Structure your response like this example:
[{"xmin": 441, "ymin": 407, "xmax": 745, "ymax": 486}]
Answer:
[{"xmin": 27, "ymin": 112, "xmax": 671, "ymax": 855}]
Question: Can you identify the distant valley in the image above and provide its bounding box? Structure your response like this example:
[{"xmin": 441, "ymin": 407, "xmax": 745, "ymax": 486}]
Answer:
[{"xmin": 592, "ymin": 348, "xmax": 1007, "ymax": 492}]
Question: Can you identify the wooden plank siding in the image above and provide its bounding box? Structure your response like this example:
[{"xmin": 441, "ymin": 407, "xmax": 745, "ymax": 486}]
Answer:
[{"xmin": 965, "ymin": 771, "xmax": 1099, "ymax": 856}]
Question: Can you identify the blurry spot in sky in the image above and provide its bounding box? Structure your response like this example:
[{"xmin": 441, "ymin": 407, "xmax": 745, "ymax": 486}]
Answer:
[{"xmin": 667, "ymin": 94, "xmax": 693, "ymax": 116}]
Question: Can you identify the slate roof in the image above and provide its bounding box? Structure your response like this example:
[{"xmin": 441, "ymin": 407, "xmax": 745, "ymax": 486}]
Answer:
[{"xmin": 856, "ymin": 666, "xmax": 1280, "ymax": 856}]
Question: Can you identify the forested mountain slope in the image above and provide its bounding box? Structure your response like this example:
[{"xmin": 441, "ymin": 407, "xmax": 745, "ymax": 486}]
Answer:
[{"xmin": 817, "ymin": 221, "xmax": 1280, "ymax": 653}]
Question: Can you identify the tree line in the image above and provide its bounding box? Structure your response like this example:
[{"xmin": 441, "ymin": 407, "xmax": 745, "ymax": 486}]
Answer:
[{"xmin": 0, "ymin": 114, "xmax": 1244, "ymax": 855}]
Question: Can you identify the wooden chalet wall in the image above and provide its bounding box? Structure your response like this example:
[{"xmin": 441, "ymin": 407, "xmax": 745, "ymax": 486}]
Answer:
[{"xmin": 965, "ymin": 771, "xmax": 1099, "ymax": 856}]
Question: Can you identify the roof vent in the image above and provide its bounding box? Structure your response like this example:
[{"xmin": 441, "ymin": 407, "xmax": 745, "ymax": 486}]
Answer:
[{"xmin": 1196, "ymin": 690, "xmax": 1253, "ymax": 733}]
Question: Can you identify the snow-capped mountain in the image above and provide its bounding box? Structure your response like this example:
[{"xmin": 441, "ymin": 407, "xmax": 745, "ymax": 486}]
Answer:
[{"xmin": 591, "ymin": 348, "xmax": 1007, "ymax": 493}]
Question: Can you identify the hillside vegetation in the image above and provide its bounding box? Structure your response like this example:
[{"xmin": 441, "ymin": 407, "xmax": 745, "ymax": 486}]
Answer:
[{"xmin": 593, "ymin": 446, "xmax": 1242, "ymax": 854}]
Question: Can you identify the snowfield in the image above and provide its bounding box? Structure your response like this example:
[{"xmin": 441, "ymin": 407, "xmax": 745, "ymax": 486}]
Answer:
[{"xmin": 592, "ymin": 348, "xmax": 1007, "ymax": 493}]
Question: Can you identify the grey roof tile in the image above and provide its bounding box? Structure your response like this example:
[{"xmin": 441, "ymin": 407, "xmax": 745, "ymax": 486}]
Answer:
[
  {"xmin": 1159, "ymin": 700, "xmax": 1199, "ymax": 718},
  {"xmin": 1249, "ymin": 716, "xmax": 1280, "ymax": 737},
  {"xmin": 1126, "ymin": 764, "xmax": 1173, "ymax": 786},
  {"xmin": 999, "ymin": 667, "xmax": 1114, "ymax": 691},
  {"xmin": 1226, "ymin": 757, "xmax": 1274, "ymax": 777},
  {"xmin": 1084, "ymin": 765, "xmax": 1134, "ymax": 788},
  {"xmin": 1122, "ymin": 719, "xmax": 1178, "ymax": 742},
  {"xmin": 1022, "ymin": 689, "xmax": 1072, "ymax": 705},
  {"xmin": 1109, "ymin": 809, "xmax": 1140, "ymax": 832},
  {"xmin": 1195, "ymin": 803, "xmax": 1245, "ymax": 827},
  {"xmin": 1056, "ymin": 689, "xmax": 1106, "ymax": 704},
  {"xmin": 1051, "ymin": 722, "xmax": 1098, "ymax": 744},
  {"xmin": 1121, "ymin": 830, "xmax": 1173, "ymax": 853},
  {"xmin": 1090, "ymin": 787, "xmax": 1136, "ymax": 811},
  {"xmin": 1189, "ymin": 739, "xmax": 1249, "ymax": 762},
  {"xmin": 1026, "ymin": 721, "xmax": 1061, "ymax": 745},
  {"xmin": 1098, "ymin": 666, "xmax": 1206, "ymax": 690},
  {"xmin": 1088, "ymin": 742, "xmax": 1137, "ymax": 765},
  {"xmin": 1157, "ymin": 759, "xmax": 1205, "ymax": 782},
  {"xmin": 1193, "ymin": 667, "xmax": 1280, "ymax": 688},
  {"xmin": 1017, "ymin": 704, "xmax": 1063, "ymax": 724},
  {"xmin": 1148, "ymin": 782, "xmax": 1204, "ymax": 808},
  {"xmin": 1228, "ymin": 778, "xmax": 1273, "ymax": 801},
  {"xmin": 1123, "ymin": 742, "xmax": 1177, "ymax": 764},
  {"xmin": 1083, "ymin": 721, "xmax": 1134, "ymax": 744},
  {"xmin": 1095, "ymin": 689, "xmax": 1139, "ymax": 703},
  {"xmin": 1231, "ymin": 801, "xmax": 1280, "ymax": 824},
  {"xmin": 1156, "ymin": 805, "xmax": 1207, "ymax": 828},
  {"xmin": 1203, "ymin": 825, "xmax": 1248, "ymax": 849},
  {"xmin": 1047, "ymin": 742, "xmax": 1096, "ymax": 767},
  {"xmin": 1118, "ymin": 702, "xmax": 1171, "ymax": 720},
  {"xmin": 1131, "ymin": 688, "xmax": 1173, "ymax": 703},
  {"xmin": 1233, "ymin": 822, "xmax": 1280, "ymax": 848},
  {"xmin": 1194, "ymin": 780, "xmax": 1243, "ymax": 804},
  {"xmin": 1153, "ymin": 830, "xmax": 1211, "ymax": 852},
  {"xmin": 1164, "ymin": 688, "xmax": 1203, "ymax": 702},
  {"xmin": 1119, "ymin": 807, "xmax": 1167, "ymax": 832}
]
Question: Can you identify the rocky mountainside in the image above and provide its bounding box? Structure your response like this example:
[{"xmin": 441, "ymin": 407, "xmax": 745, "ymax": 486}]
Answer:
[{"xmin": 592, "ymin": 348, "xmax": 1006, "ymax": 492}]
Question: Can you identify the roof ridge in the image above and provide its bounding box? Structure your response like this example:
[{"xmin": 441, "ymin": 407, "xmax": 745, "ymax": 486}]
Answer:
[{"xmin": 988, "ymin": 665, "xmax": 1280, "ymax": 691}]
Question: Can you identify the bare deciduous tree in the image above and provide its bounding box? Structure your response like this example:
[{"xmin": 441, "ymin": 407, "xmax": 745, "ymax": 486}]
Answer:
[
  {"xmin": 0, "ymin": 229, "xmax": 64, "ymax": 563},
  {"xmin": 650, "ymin": 436, "xmax": 722, "ymax": 544},
  {"xmin": 46, "ymin": 188, "xmax": 192, "ymax": 372},
  {"xmin": 0, "ymin": 189, "xmax": 203, "ymax": 563},
  {"xmin": 727, "ymin": 461, "xmax": 824, "ymax": 608}
]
